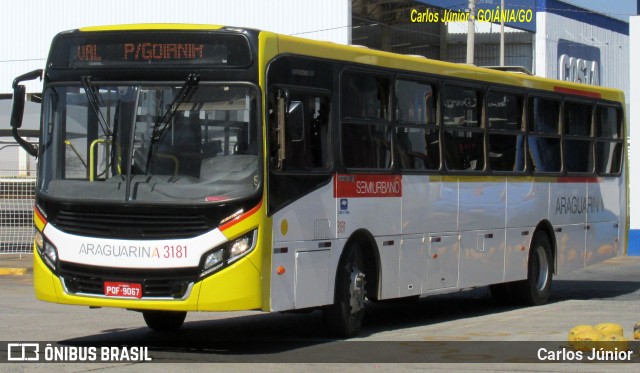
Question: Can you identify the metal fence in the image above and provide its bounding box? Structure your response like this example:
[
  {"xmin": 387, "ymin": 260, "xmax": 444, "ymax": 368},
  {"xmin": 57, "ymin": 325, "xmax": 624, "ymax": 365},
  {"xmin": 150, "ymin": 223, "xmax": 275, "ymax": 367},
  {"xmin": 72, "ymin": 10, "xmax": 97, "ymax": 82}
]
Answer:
[{"xmin": 0, "ymin": 140, "xmax": 36, "ymax": 254}]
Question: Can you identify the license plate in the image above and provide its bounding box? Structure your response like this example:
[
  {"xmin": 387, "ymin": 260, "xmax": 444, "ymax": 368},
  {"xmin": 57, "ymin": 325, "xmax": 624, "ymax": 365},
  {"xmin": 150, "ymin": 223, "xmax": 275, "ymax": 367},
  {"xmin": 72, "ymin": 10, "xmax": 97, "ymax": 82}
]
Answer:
[{"xmin": 104, "ymin": 281, "xmax": 142, "ymax": 299}]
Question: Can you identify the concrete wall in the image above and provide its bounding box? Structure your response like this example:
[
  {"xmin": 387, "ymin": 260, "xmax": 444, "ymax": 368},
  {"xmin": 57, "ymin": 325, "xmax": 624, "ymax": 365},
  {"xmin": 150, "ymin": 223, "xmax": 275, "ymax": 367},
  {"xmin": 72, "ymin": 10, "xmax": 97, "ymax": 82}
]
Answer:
[{"xmin": 535, "ymin": 12, "xmax": 629, "ymax": 98}]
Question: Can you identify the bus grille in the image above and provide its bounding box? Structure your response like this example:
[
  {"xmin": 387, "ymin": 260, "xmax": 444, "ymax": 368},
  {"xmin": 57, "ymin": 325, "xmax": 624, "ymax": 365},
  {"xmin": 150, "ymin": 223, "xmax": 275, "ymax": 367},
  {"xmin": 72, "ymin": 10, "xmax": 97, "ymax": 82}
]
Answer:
[
  {"xmin": 59, "ymin": 262, "xmax": 199, "ymax": 299},
  {"xmin": 52, "ymin": 210, "xmax": 211, "ymax": 239}
]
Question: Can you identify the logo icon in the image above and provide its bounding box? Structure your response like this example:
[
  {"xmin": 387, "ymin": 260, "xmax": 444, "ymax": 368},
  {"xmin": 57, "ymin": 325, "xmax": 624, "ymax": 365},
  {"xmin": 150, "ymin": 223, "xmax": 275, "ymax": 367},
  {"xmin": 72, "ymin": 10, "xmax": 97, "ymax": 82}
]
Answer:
[
  {"xmin": 7, "ymin": 343, "xmax": 40, "ymax": 361},
  {"xmin": 340, "ymin": 199, "xmax": 348, "ymax": 211}
]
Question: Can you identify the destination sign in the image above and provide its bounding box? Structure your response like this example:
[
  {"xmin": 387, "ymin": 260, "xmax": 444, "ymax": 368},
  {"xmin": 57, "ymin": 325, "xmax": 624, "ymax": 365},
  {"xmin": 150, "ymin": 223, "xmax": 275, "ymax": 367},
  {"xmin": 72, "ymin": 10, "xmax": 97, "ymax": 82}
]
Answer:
[
  {"xmin": 49, "ymin": 31, "xmax": 252, "ymax": 68},
  {"xmin": 76, "ymin": 42, "xmax": 205, "ymax": 62}
]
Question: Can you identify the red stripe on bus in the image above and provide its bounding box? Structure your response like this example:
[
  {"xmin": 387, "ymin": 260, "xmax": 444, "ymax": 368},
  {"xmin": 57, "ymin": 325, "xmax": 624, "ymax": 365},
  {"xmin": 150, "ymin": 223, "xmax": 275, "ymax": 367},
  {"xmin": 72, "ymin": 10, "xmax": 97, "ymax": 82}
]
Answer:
[
  {"xmin": 553, "ymin": 86, "xmax": 601, "ymax": 99},
  {"xmin": 34, "ymin": 205, "xmax": 47, "ymax": 226},
  {"xmin": 557, "ymin": 177, "xmax": 601, "ymax": 183},
  {"xmin": 219, "ymin": 201, "xmax": 262, "ymax": 232},
  {"xmin": 334, "ymin": 174, "xmax": 402, "ymax": 198}
]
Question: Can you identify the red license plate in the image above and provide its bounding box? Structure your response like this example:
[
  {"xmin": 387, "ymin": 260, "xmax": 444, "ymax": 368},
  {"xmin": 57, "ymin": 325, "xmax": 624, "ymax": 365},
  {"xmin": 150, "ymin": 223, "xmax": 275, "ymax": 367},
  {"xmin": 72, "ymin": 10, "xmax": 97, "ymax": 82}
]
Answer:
[{"xmin": 104, "ymin": 281, "xmax": 142, "ymax": 299}]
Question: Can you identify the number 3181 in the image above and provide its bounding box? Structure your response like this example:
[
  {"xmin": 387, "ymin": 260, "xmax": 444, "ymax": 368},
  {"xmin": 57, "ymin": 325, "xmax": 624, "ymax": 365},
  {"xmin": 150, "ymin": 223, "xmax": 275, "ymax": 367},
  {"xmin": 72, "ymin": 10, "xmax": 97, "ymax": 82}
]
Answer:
[{"xmin": 164, "ymin": 245, "xmax": 187, "ymax": 258}]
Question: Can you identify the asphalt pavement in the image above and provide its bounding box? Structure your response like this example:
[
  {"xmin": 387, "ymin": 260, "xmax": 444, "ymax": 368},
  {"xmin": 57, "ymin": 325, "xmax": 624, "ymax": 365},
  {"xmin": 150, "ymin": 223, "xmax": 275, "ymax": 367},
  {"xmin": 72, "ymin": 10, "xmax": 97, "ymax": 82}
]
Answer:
[{"xmin": 2, "ymin": 253, "xmax": 640, "ymax": 371}]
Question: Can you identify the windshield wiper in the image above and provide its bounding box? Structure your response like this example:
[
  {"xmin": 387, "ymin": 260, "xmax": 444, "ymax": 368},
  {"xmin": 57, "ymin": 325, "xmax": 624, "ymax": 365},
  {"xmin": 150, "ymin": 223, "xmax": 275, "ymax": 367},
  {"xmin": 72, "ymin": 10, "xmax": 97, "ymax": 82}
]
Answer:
[
  {"xmin": 146, "ymin": 74, "xmax": 200, "ymax": 172},
  {"xmin": 81, "ymin": 76, "xmax": 112, "ymax": 138},
  {"xmin": 151, "ymin": 73, "xmax": 200, "ymax": 142}
]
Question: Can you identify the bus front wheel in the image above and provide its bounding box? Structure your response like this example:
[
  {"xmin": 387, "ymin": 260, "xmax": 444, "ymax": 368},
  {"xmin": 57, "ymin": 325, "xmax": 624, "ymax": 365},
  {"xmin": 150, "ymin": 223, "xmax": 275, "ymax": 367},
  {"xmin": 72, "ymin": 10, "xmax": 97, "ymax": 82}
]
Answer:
[
  {"xmin": 324, "ymin": 243, "xmax": 367, "ymax": 338},
  {"xmin": 142, "ymin": 310, "xmax": 187, "ymax": 331}
]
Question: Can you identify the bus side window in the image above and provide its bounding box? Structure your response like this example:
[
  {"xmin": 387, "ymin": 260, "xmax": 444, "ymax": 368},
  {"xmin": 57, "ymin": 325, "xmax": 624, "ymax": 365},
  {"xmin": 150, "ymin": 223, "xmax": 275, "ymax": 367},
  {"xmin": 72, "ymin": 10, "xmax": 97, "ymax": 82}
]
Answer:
[
  {"xmin": 564, "ymin": 101, "xmax": 593, "ymax": 173},
  {"xmin": 269, "ymin": 89, "xmax": 331, "ymax": 171},
  {"xmin": 442, "ymin": 85, "xmax": 484, "ymax": 171},
  {"xmin": 341, "ymin": 72, "xmax": 391, "ymax": 169},
  {"xmin": 487, "ymin": 91, "xmax": 524, "ymax": 172},
  {"xmin": 395, "ymin": 79, "xmax": 439, "ymax": 171},
  {"xmin": 527, "ymin": 97, "xmax": 561, "ymax": 173},
  {"xmin": 595, "ymin": 106, "xmax": 623, "ymax": 174}
]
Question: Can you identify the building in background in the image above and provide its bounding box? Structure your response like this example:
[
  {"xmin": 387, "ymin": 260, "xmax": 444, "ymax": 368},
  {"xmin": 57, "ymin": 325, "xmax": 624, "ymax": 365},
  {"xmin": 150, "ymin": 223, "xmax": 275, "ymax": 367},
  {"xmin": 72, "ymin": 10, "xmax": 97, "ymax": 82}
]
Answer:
[
  {"xmin": 351, "ymin": 0, "xmax": 629, "ymax": 99},
  {"xmin": 0, "ymin": 0, "xmax": 635, "ymax": 253},
  {"xmin": 0, "ymin": 1, "xmax": 629, "ymax": 95}
]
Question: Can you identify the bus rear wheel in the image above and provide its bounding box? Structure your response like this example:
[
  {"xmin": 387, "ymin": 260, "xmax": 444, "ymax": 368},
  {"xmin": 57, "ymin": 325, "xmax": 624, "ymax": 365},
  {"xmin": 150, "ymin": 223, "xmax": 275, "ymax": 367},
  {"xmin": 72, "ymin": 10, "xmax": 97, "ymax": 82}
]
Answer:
[
  {"xmin": 142, "ymin": 310, "xmax": 187, "ymax": 331},
  {"xmin": 324, "ymin": 243, "xmax": 367, "ymax": 338},
  {"xmin": 516, "ymin": 232, "xmax": 553, "ymax": 305}
]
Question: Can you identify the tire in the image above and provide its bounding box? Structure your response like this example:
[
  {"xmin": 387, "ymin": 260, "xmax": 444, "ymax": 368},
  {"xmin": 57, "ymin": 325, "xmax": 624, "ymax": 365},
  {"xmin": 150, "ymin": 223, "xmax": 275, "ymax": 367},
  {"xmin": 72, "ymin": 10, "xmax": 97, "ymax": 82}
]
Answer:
[
  {"xmin": 143, "ymin": 311, "xmax": 187, "ymax": 331},
  {"xmin": 324, "ymin": 243, "xmax": 367, "ymax": 338},
  {"xmin": 516, "ymin": 232, "xmax": 553, "ymax": 305}
]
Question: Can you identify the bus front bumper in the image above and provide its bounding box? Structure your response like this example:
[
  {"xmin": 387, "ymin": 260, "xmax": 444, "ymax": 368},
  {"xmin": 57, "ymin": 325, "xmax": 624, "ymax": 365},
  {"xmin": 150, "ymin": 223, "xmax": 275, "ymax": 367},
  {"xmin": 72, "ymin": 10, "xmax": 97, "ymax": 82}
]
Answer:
[{"xmin": 33, "ymin": 247, "xmax": 263, "ymax": 312}]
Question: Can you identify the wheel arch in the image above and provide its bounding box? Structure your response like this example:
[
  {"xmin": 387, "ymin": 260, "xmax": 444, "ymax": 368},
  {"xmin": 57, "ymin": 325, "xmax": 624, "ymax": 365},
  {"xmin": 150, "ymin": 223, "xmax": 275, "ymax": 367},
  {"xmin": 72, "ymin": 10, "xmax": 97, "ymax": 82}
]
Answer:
[
  {"xmin": 534, "ymin": 220, "xmax": 557, "ymax": 274},
  {"xmin": 338, "ymin": 229, "xmax": 381, "ymax": 301}
]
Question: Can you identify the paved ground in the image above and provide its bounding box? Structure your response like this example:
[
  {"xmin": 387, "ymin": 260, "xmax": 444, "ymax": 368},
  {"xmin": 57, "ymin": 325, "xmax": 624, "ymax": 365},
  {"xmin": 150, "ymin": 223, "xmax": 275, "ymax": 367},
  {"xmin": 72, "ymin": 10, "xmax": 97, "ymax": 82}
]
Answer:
[
  {"xmin": 0, "ymin": 253, "xmax": 31, "ymax": 275},
  {"xmin": 1, "ymin": 254, "xmax": 640, "ymax": 372}
]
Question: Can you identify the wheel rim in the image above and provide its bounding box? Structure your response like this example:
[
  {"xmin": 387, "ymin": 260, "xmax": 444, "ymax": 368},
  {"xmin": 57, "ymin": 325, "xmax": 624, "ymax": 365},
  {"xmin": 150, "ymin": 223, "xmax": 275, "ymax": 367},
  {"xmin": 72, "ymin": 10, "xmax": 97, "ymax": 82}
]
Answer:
[
  {"xmin": 534, "ymin": 246, "xmax": 549, "ymax": 291},
  {"xmin": 348, "ymin": 264, "xmax": 366, "ymax": 314}
]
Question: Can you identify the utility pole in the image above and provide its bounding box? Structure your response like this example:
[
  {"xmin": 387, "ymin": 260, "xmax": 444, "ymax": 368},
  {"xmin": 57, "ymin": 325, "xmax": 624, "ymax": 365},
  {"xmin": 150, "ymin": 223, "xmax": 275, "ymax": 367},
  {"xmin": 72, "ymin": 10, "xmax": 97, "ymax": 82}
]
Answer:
[{"xmin": 466, "ymin": 0, "xmax": 476, "ymax": 64}]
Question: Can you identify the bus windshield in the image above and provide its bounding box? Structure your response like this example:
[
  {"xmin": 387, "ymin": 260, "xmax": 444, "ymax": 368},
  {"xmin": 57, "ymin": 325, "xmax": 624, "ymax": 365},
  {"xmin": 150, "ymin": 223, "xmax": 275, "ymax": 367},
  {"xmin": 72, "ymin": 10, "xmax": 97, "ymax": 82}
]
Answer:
[{"xmin": 39, "ymin": 82, "xmax": 260, "ymax": 204}]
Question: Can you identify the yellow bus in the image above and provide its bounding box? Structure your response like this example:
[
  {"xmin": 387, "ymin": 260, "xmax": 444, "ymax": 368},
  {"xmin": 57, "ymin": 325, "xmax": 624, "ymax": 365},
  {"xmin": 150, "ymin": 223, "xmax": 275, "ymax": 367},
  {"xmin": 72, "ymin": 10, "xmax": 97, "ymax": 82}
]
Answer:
[{"xmin": 10, "ymin": 24, "xmax": 626, "ymax": 337}]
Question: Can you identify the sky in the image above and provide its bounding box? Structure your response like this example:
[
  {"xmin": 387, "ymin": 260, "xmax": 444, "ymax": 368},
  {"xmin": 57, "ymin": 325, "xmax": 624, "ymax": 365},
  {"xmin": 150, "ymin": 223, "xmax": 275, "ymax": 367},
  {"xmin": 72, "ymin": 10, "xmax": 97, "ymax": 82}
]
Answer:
[{"xmin": 563, "ymin": 0, "xmax": 637, "ymax": 21}]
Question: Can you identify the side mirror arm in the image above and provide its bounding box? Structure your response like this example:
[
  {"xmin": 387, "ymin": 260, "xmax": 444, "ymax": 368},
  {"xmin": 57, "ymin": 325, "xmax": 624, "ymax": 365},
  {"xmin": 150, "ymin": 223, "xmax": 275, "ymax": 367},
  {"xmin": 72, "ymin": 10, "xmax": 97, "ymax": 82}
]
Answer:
[{"xmin": 12, "ymin": 126, "xmax": 38, "ymax": 158}]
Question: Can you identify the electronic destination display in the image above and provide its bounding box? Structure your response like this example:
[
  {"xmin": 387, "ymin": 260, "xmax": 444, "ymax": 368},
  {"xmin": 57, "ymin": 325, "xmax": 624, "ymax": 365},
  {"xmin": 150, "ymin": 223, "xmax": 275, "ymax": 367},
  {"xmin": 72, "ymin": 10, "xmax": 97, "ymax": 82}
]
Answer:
[{"xmin": 49, "ymin": 31, "xmax": 252, "ymax": 68}]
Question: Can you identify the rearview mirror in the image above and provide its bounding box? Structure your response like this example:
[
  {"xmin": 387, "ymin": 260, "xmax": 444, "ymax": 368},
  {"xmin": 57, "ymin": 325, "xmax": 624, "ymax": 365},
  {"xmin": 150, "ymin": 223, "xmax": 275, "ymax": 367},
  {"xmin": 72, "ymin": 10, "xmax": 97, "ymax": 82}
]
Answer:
[
  {"xmin": 10, "ymin": 85, "xmax": 26, "ymax": 129},
  {"xmin": 10, "ymin": 69, "xmax": 43, "ymax": 157}
]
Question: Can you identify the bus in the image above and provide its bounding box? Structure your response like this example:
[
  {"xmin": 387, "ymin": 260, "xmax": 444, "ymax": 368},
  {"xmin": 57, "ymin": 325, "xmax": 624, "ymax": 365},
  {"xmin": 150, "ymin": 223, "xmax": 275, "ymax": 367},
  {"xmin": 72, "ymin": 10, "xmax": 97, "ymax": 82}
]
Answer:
[{"xmin": 10, "ymin": 24, "xmax": 627, "ymax": 337}]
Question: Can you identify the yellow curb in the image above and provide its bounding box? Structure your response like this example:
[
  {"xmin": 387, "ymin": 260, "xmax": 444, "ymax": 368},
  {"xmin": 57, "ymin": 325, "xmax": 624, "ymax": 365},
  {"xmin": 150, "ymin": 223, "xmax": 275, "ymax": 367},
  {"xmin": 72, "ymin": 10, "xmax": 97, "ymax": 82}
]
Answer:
[{"xmin": 0, "ymin": 268, "xmax": 28, "ymax": 276}]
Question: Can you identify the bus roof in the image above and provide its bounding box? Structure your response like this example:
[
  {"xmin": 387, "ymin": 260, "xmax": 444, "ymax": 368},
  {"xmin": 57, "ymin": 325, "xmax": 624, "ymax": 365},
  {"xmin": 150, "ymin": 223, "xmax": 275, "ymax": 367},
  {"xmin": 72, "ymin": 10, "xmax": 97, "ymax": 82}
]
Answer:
[
  {"xmin": 64, "ymin": 24, "xmax": 623, "ymax": 103},
  {"xmin": 272, "ymin": 32, "xmax": 624, "ymax": 103},
  {"xmin": 78, "ymin": 24, "xmax": 225, "ymax": 32}
]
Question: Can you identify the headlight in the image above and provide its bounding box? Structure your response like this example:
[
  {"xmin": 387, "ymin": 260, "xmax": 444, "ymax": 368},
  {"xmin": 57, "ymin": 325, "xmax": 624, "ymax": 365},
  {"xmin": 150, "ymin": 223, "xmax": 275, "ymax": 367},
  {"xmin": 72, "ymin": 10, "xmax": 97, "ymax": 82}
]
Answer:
[
  {"xmin": 199, "ymin": 229, "xmax": 257, "ymax": 278},
  {"xmin": 229, "ymin": 235, "xmax": 252, "ymax": 262},
  {"xmin": 203, "ymin": 249, "xmax": 225, "ymax": 271},
  {"xmin": 35, "ymin": 232, "xmax": 58, "ymax": 274},
  {"xmin": 44, "ymin": 242, "xmax": 58, "ymax": 263}
]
